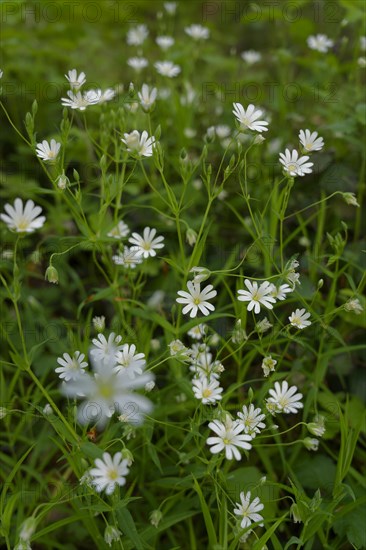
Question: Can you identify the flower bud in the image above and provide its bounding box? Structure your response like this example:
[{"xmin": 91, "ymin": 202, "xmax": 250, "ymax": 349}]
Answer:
[
  {"xmin": 307, "ymin": 415, "xmax": 326, "ymax": 437},
  {"xmin": 19, "ymin": 517, "xmax": 37, "ymax": 541},
  {"xmin": 92, "ymin": 316, "xmax": 105, "ymax": 332},
  {"xmin": 186, "ymin": 228, "xmax": 197, "ymax": 247},
  {"xmin": 342, "ymin": 192, "xmax": 359, "ymax": 207},
  {"xmin": 190, "ymin": 266, "xmax": 211, "ymax": 283},
  {"xmin": 104, "ymin": 525, "xmax": 122, "ymax": 546},
  {"xmin": 45, "ymin": 265, "xmax": 59, "ymax": 284},
  {"xmin": 290, "ymin": 503, "xmax": 302, "ymax": 523},
  {"xmin": 303, "ymin": 437, "xmax": 319, "ymax": 451},
  {"xmin": 121, "ymin": 448, "xmax": 134, "ymax": 466},
  {"xmin": 57, "ymin": 174, "xmax": 69, "ymax": 190},
  {"xmin": 0, "ymin": 406, "xmax": 8, "ymax": 419},
  {"xmin": 150, "ymin": 509, "xmax": 163, "ymax": 528}
]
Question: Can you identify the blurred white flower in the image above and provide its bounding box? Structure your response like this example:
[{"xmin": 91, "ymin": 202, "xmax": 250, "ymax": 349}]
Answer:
[
  {"xmin": 154, "ymin": 61, "xmax": 181, "ymax": 77},
  {"xmin": 65, "ymin": 69, "xmax": 86, "ymax": 90},
  {"xmin": 187, "ymin": 323, "xmax": 207, "ymax": 340},
  {"xmin": 344, "ymin": 298, "xmax": 363, "ymax": 314},
  {"xmin": 90, "ymin": 332, "xmax": 123, "ymax": 365},
  {"xmin": 164, "ymin": 2, "xmax": 177, "ymax": 14},
  {"xmin": 307, "ymin": 34, "xmax": 334, "ymax": 53},
  {"xmin": 127, "ymin": 24, "xmax": 149, "ymax": 46},
  {"xmin": 56, "ymin": 351, "xmax": 88, "ymax": 382},
  {"xmin": 138, "ymin": 83, "xmax": 158, "ymax": 111},
  {"xmin": 108, "ymin": 221, "xmax": 130, "ymax": 239},
  {"xmin": 112, "ymin": 247, "xmax": 143, "ymax": 269},
  {"xmin": 241, "ymin": 50, "xmax": 262, "ymax": 64},
  {"xmin": 156, "ymin": 36, "xmax": 174, "ymax": 50},
  {"xmin": 127, "ymin": 57, "xmax": 149, "ymax": 72},
  {"xmin": 185, "ymin": 24, "xmax": 210, "ymax": 40}
]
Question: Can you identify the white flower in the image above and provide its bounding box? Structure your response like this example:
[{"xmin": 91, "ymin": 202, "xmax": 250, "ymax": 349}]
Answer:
[
  {"xmin": 90, "ymin": 332, "xmax": 124, "ymax": 365},
  {"xmin": 61, "ymin": 90, "xmax": 100, "ymax": 110},
  {"xmin": 1, "ymin": 198, "xmax": 46, "ymax": 233},
  {"xmin": 62, "ymin": 356, "xmax": 154, "ymax": 428},
  {"xmin": 279, "ymin": 149, "xmax": 313, "ymax": 177},
  {"xmin": 266, "ymin": 381, "xmax": 303, "ymax": 414},
  {"xmin": 164, "ymin": 2, "xmax": 177, "ymax": 14},
  {"xmin": 237, "ymin": 404, "xmax": 266, "ymax": 437},
  {"xmin": 177, "ymin": 281, "xmax": 217, "ymax": 318},
  {"xmin": 232, "ymin": 103, "xmax": 269, "ymax": 133},
  {"xmin": 55, "ymin": 351, "xmax": 88, "ymax": 381},
  {"xmin": 192, "ymin": 376, "xmax": 223, "ymax": 404},
  {"xmin": 237, "ymin": 279, "xmax": 276, "ymax": 314},
  {"xmin": 112, "ymin": 247, "xmax": 143, "ymax": 269},
  {"xmin": 138, "ymin": 83, "xmax": 158, "ymax": 111},
  {"xmin": 85, "ymin": 88, "xmax": 115, "ymax": 104},
  {"xmin": 189, "ymin": 350, "xmax": 224, "ymax": 380},
  {"xmin": 358, "ymin": 57, "xmax": 366, "ymax": 67},
  {"xmin": 127, "ymin": 24, "xmax": 149, "ymax": 46},
  {"xmin": 35, "ymin": 139, "xmax": 61, "ymax": 162},
  {"xmin": 269, "ymin": 283, "xmax": 293, "ymax": 301},
  {"xmin": 307, "ymin": 34, "xmax": 334, "ymax": 53},
  {"xmin": 288, "ymin": 308, "xmax": 311, "ymax": 329},
  {"xmin": 299, "ymin": 129, "xmax": 324, "ymax": 152},
  {"xmin": 261, "ymin": 356, "xmax": 277, "ymax": 377},
  {"xmin": 168, "ymin": 339, "xmax": 191, "ymax": 358},
  {"xmin": 360, "ymin": 36, "xmax": 366, "ymax": 51},
  {"xmin": 154, "ymin": 61, "xmax": 181, "ymax": 77},
  {"xmin": 127, "ymin": 57, "xmax": 149, "ymax": 72},
  {"xmin": 115, "ymin": 344, "xmax": 146, "ymax": 378},
  {"xmin": 0, "ymin": 69, "xmax": 3, "ymax": 79},
  {"xmin": 108, "ymin": 221, "xmax": 130, "ymax": 239},
  {"xmin": 156, "ymin": 36, "xmax": 174, "ymax": 50},
  {"xmin": 128, "ymin": 227, "xmax": 164, "ymax": 258},
  {"xmin": 206, "ymin": 415, "xmax": 252, "ymax": 460},
  {"xmin": 233, "ymin": 491, "xmax": 264, "ymax": 529},
  {"xmin": 344, "ymin": 298, "xmax": 363, "ymax": 314},
  {"xmin": 241, "ymin": 50, "xmax": 262, "ymax": 64},
  {"xmin": 89, "ymin": 452, "xmax": 130, "ymax": 495},
  {"xmin": 303, "ymin": 437, "xmax": 319, "ymax": 451},
  {"xmin": 65, "ymin": 69, "xmax": 86, "ymax": 90},
  {"xmin": 185, "ymin": 24, "xmax": 210, "ymax": 40},
  {"xmin": 42, "ymin": 404, "xmax": 52, "ymax": 416},
  {"xmin": 121, "ymin": 130, "xmax": 156, "ymax": 158},
  {"xmin": 215, "ymin": 124, "xmax": 231, "ymax": 139},
  {"xmin": 187, "ymin": 323, "xmax": 207, "ymax": 340},
  {"xmin": 255, "ymin": 318, "xmax": 272, "ymax": 334}
]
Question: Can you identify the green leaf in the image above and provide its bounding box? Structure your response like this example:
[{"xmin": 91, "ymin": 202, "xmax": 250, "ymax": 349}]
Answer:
[
  {"xmin": 116, "ymin": 504, "xmax": 145, "ymax": 550},
  {"xmin": 192, "ymin": 475, "xmax": 217, "ymax": 548}
]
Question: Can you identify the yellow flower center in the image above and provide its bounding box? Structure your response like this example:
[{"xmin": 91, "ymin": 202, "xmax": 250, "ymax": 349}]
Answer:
[
  {"xmin": 108, "ymin": 468, "xmax": 118, "ymax": 480},
  {"xmin": 202, "ymin": 388, "xmax": 212, "ymax": 398},
  {"xmin": 288, "ymin": 163, "xmax": 297, "ymax": 172},
  {"xmin": 99, "ymin": 383, "xmax": 114, "ymax": 399}
]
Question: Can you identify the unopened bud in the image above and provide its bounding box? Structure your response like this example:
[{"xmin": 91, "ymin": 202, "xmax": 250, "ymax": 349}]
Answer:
[
  {"xmin": 186, "ymin": 228, "xmax": 197, "ymax": 247},
  {"xmin": 45, "ymin": 265, "xmax": 59, "ymax": 284},
  {"xmin": 150, "ymin": 509, "xmax": 163, "ymax": 528},
  {"xmin": 104, "ymin": 525, "xmax": 122, "ymax": 546}
]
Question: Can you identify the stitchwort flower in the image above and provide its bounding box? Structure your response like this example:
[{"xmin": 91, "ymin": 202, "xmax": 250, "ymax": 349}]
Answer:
[{"xmin": 177, "ymin": 281, "xmax": 217, "ymax": 318}]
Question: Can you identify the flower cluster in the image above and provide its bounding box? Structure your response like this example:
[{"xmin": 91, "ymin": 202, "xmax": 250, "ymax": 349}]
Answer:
[
  {"xmin": 61, "ymin": 69, "xmax": 115, "ymax": 111},
  {"xmin": 57, "ymin": 331, "xmax": 154, "ymax": 429}
]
